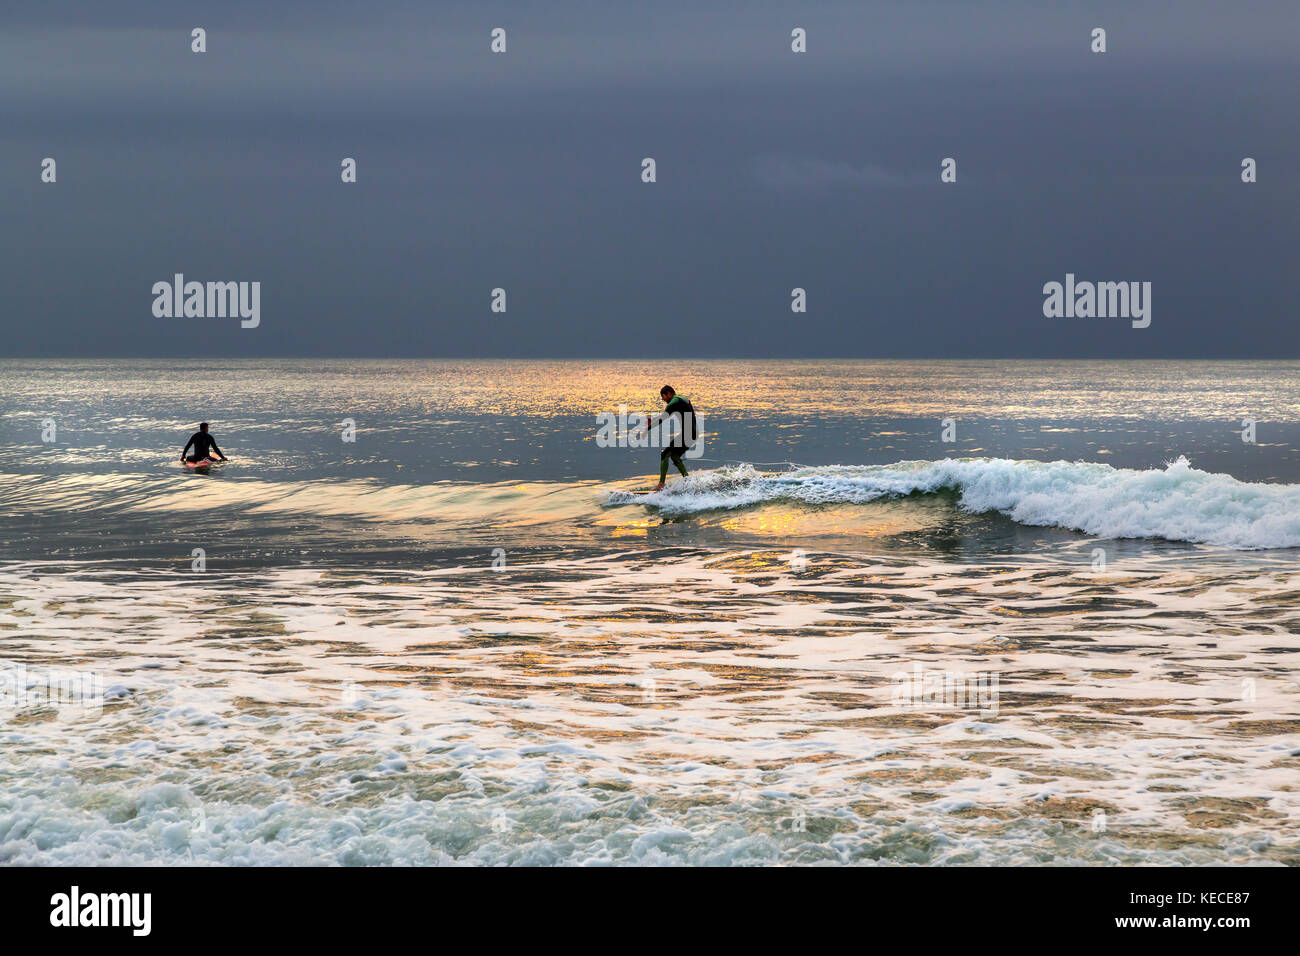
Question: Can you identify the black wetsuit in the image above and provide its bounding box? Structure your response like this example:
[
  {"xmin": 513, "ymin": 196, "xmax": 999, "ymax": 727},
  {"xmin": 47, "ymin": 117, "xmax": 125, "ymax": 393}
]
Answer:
[
  {"xmin": 657, "ymin": 395, "xmax": 697, "ymax": 479},
  {"xmin": 183, "ymin": 432, "xmax": 222, "ymax": 463}
]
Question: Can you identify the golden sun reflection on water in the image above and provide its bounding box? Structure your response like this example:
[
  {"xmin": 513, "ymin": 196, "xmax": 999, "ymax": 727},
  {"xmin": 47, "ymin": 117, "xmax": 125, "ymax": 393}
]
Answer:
[
  {"xmin": 718, "ymin": 508, "xmax": 802, "ymax": 536},
  {"xmin": 609, "ymin": 523, "xmax": 651, "ymax": 537},
  {"xmin": 7, "ymin": 358, "xmax": 1300, "ymax": 421},
  {"xmin": 707, "ymin": 503, "xmax": 936, "ymax": 538}
]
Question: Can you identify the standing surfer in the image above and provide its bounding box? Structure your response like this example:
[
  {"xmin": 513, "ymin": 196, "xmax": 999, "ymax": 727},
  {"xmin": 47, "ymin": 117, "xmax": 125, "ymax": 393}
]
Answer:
[
  {"xmin": 645, "ymin": 386, "xmax": 696, "ymax": 491},
  {"xmin": 181, "ymin": 422, "xmax": 228, "ymax": 464}
]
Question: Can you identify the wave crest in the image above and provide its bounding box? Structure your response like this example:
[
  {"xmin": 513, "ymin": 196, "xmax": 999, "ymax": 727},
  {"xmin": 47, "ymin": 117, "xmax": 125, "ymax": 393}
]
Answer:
[{"xmin": 605, "ymin": 457, "xmax": 1300, "ymax": 549}]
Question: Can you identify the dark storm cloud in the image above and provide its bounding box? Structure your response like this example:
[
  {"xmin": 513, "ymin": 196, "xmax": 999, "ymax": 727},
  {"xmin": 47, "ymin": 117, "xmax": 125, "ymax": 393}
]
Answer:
[{"xmin": 1, "ymin": 1, "xmax": 1296, "ymax": 357}]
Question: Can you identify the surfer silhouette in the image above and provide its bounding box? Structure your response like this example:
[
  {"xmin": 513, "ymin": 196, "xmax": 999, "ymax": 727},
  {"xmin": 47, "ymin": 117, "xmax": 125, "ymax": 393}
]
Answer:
[
  {"xmin": 644, "ymin": 386, "xmax": 696, "ymax": 491},
  {"xmin": 181, "ymin": 422, "xmax": 228, "ymax": 464}
]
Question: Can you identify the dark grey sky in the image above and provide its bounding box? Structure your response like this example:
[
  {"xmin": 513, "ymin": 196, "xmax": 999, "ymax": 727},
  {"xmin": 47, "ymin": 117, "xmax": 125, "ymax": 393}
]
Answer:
[{"xmin": 2, "ymin": 1, "xmax": 1296, "ymax": 357}]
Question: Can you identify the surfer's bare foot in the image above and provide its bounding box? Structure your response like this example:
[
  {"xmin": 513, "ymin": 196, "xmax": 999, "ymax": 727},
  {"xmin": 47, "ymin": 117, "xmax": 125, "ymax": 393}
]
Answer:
[{"xmin": 653, "ymin": 482, "xmax": 664, "ymax": 491}]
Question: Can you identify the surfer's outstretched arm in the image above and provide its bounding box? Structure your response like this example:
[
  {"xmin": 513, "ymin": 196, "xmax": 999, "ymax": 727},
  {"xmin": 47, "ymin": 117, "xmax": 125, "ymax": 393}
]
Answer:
[
  {"xmin": 211, "ymin": 441, "xmax": 227, "ymax": 461},
  {"xmin": 180, "ymin": 437, "xmax": 194, "ymax": 462}
]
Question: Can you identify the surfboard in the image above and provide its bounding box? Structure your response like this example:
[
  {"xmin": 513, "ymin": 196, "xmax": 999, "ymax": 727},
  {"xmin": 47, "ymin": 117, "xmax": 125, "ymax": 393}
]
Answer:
[{"xmin": 183, "ymin": 458, "xmax": 220, "ymax": 472}]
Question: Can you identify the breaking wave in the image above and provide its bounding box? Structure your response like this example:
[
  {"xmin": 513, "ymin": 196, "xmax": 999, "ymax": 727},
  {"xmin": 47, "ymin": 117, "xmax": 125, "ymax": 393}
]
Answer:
[{"xmin": 605, "ymin": 457, "xmax": 1300, "ymax": 550}]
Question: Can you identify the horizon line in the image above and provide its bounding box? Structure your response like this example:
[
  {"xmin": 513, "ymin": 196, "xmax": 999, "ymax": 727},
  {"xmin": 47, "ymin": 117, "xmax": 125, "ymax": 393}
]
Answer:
[{"xmin": 1, "ymin": 355, "xmax": 1297, "ymax": 363}]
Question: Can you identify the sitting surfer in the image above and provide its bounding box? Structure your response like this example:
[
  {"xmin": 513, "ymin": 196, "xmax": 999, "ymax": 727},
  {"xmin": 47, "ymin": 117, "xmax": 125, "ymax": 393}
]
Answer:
[
  {"xmin": 644, "ymin": 385, "xmax": 697, "ymax": 491},
  {"xmin": 181, "ymin": 422, "xmax": 228, "ymax": 464}
]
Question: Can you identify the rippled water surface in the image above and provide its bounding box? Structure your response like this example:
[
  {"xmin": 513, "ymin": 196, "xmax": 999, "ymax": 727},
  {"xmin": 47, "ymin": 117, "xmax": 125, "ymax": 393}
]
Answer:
[{"xmin": 1, "ymin": 360, "xmax": 1297, "ymax": 864}]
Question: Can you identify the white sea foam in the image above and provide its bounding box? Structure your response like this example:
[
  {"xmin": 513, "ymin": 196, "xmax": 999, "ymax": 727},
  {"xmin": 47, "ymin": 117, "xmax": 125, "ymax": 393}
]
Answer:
[
  {"xmin": 1, "ymin": 550, "xmax": 1297, "ymax": 865},
  {"xmin": 606, "ymin": 457, "xmax": 1300, "ymax": 549}
]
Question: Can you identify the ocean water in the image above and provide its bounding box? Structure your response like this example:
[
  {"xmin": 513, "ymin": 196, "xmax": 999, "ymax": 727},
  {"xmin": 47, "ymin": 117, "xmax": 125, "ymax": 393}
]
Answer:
[{"xmin": 1, "ymin": 359, "xmax": 1298, "ymax": 865}]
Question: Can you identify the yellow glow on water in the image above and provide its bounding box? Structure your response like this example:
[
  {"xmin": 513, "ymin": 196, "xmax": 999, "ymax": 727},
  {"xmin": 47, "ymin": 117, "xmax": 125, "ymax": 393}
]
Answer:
[
  {"xmin": 7, "ymin": 359, "xmax": 1300, "ymax": 427},
  {"xmin": 610, "ymin": 525, "xmax": 649, "ymax": 538},
  {"xmin": 600, "ymin": 512, "xmax": 656, "ymax": 536},
  {"xmin": 719, "ymin": 509, "xmax": 803, "ymax": 536},
  {"xmin": 706, "ymin": 503, "xmax": 938, "ymax": 538},
  {"xmin": 213, "ymin": 358, "xmax": 1298, "ymax": 421}
]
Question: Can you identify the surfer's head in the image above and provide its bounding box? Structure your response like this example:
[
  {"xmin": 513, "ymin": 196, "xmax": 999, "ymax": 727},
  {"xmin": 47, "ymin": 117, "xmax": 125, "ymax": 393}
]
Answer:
[
  {"xmin": 660, "ymin": 386, "xmax": 675, "ymax": 401},
  {"xmin": 199, "ymin": 422, "xmax": 209, "ymax": 432}
]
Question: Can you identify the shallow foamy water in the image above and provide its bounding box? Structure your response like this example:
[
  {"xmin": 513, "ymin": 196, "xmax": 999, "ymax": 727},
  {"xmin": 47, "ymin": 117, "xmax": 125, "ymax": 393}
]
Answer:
[{"xmin": 3, "ymin": 550, "xmax": 1297, "ymax": 865}]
